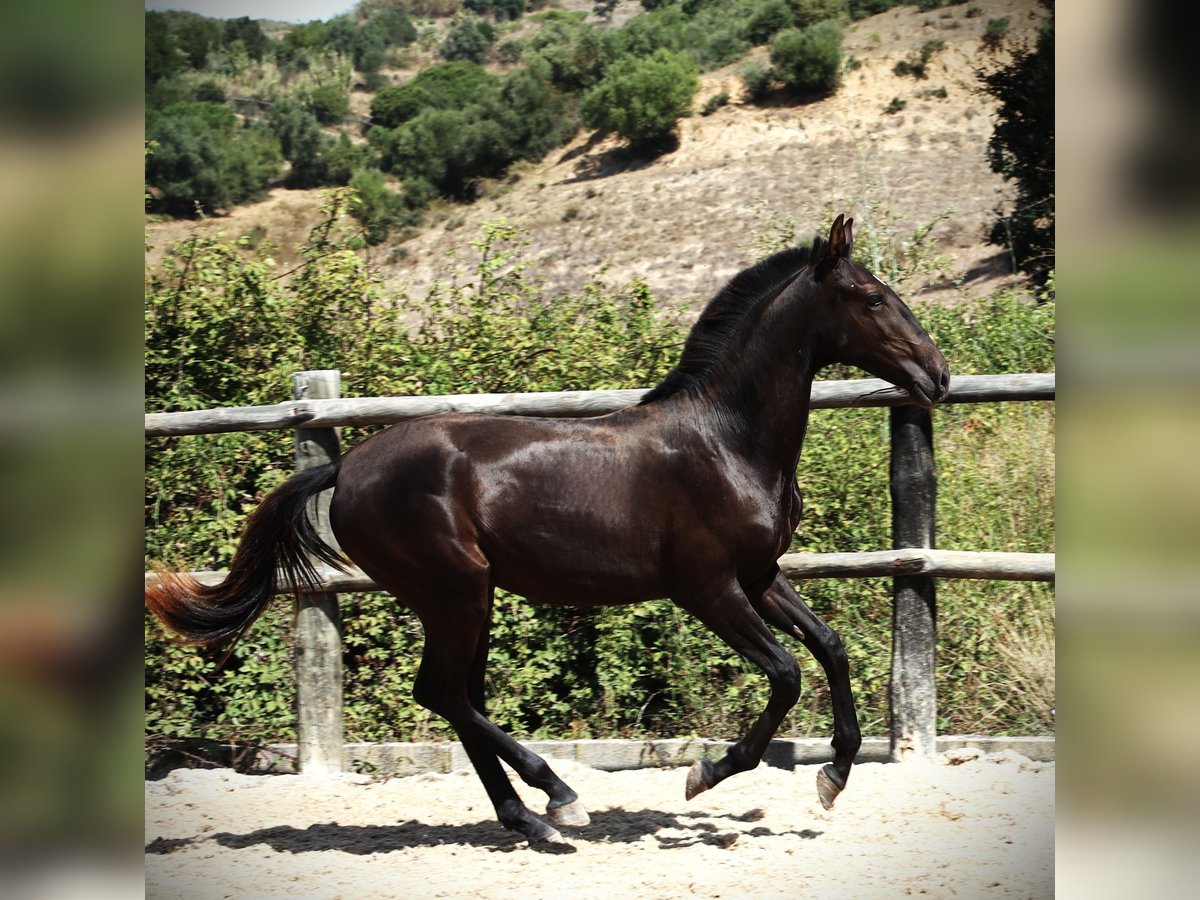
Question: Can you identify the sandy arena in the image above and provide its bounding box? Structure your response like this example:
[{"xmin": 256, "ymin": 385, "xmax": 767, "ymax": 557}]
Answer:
[{"xmin": 146, "ymin": 748, "xmax": 1052, "ymax": 899}]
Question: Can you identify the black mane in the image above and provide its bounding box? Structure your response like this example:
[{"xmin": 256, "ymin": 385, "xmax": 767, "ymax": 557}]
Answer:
[{"xmin": 640, "ymin": 238, "xmax": 828, "ymax": 405}]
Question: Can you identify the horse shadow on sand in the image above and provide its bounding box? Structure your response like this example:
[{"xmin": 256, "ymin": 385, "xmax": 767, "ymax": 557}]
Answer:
[{"xmin": 146, "ymin": 808, "xmax": 822, "ymax": 857}]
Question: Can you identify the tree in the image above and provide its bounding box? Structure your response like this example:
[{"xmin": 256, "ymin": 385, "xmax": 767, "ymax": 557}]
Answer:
[
  {"xmin": 177, "ymin": 15, "xmax": 222, "ymax": 70},
  {"xmin": 222, "ymin": 16, "xmax": 268, "ymax": 62},
  {"xmin": 145, "ymin": 12, "xmax": 180, "ymax": 85},
  {"xmin": 145, "ymin": 103, "xmax": 281, "ymax": 214},
  {"xmin": 371, "ymin": 82, "xmax": 434, "ymax": 128},
  {"xmin": 269, "ymin": 101, "xmax": 328, "ymax": 188},
  {"xmin": 580, "ymin": 49, "xmax": 699, "ymax": 145},
  {"xmin": 348, "ymin": 169, "xmax": 409, "ymax": 244},
  {"xmin": 979, "ymin": 1, "xmax": 1053, "ymax": 284},
  {"xmin": 769, "ymin": 21, "xmax": 843, "ymax": 94},
  {"xmin": 306, "ymin": 83, "xmax": 350, "ymax": 124},
  {"xmin": 743, "ymin": 0, "xmax": 793, "ymax": 46},
  {"xmin": 440, "ymin": 14, "xmax": 495, "ymax": 64}
]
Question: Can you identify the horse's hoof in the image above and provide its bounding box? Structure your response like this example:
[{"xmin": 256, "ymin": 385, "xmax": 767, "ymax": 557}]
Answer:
[
  {"xmin": 528, "ymin": 827, "xmax": 575, "ymax": 854},
  {"xmin": 816, "ymin": 765, "xmax": 844, "ymax": 810},
  {"xmin": 547, "ymin": 798, "xmax": 590, "ymax": 828},
  {"xmin": 686, "ymin": 759, "xmax": 715, "ymax": 800}
]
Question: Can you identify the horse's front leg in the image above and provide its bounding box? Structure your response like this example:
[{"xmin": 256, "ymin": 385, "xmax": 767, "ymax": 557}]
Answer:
[
  {"xmin": 753, "ymin": 572, "xmax": 862, "ymax": 809},
  {"xmin": 675, "ymin": 579, "xmax": 802, "ymax": 800}
]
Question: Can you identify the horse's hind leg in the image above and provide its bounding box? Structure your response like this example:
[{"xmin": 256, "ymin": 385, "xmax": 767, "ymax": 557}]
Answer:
[
  {"xmin": 410, "ymin": 583, "xmax": 586, "ymax": 846},
  {"xmin": 753, "ymin": 573, "xmax": 862, "ymax": 809},
  {"xmin": 464, "ymin": 589, "xmax": 589, "ymax": 829},
  {"xmin": 676, "ymin": 580, "xmax": 802, "ymax": 800}
]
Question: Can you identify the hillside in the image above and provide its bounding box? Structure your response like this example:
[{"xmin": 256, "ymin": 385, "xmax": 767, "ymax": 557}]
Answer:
[{"xmin": 145, "ymin": 0, "xmax": 1046, "ymax": 310}]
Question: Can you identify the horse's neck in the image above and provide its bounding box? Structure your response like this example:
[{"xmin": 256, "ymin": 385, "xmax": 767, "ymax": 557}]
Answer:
[{"xmin": 703, "ymin": 294, "xmax": 821, "ymax": 478}]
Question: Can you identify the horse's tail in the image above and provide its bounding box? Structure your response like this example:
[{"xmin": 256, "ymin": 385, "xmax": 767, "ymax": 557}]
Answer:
[{"xmin": 146, "ymin": 462, "xmax": 347, "ymax": 654}]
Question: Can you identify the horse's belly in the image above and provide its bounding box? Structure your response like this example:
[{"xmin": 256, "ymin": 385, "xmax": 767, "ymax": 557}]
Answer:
[{"xmin": 485, "ymin": 534, "xmax": 666, "ymax": 608}]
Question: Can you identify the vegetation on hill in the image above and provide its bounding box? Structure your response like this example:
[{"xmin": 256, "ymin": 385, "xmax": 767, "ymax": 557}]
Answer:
[{"xmin": 144, "ymin": 0, "xmax": 867, "ymax": 237}]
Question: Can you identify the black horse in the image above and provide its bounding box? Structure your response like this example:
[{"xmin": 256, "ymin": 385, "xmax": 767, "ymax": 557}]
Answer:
[{"xmin": 148, "ymin": 215, "xmax": 950, "ymax": 847}]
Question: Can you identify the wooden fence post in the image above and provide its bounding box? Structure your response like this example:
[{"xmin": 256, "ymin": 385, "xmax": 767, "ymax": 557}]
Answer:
[
  {"xmin": 293, "ymin": 370, "xmax": 344, "ymax": 774},
  {"xmin": 889, "ymin": 405, "xmax": 938, "ymax": 761}
]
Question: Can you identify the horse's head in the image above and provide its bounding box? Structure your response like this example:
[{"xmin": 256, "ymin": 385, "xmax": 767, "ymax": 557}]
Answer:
[{"xmin": 812, "ymin": 215, "xmax": 950, "ymax": 408}]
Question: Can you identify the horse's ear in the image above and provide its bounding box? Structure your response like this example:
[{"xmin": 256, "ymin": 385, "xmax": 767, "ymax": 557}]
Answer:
[
  {"xmin": 816, "ymin": 214, "xmax": 850, "ymax": 281},
  {"xmin": 828, "ymin": 214, "xmax": 852, "ymax": 260}
]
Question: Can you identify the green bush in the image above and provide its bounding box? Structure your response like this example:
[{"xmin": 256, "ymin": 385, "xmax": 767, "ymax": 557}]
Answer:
[
  {"xmin": 701, "ymin": 91, "xmax": 730, "ymax": 115},
  {"xmin": 522, "ymin": 18, "xmax": 619, "ymax": 92},
  {"xmin": 983, "ymin": 16, "xmax": 1010, "ymax": 50},
  {"xmin": 740, "ymin": 59, "xmax": 776, "ymax": 102},
  {"xmin": 306, "ymin": 83, "xmax": 350, "ymax": 125},
  {"xmin": 580, "ymin": 49, "xmax": 700, "ymax": 144},
  {"xmin": 268, "ymin": 100, "xmax": 329, "ymax": 188},
  {"xmin": 440, "ymin": 13, "xmax": 496, "ymax": 63},
  {"xmin": 743, "ymin": 0, "xmax": 794, "ymax": 46},
  {"xmin": 371, "ymin": 82, "xmax": 434, "ymax": 128},
  {"xmin": 145, "ymin": 102, "xmax": 281, "ymax": 215},
  {"xmin": 770, "ymin": 21, "xmax": 843, "ymax": 94},
  {"xmin": 894, "ymin": 37, "xmax": 945, "ymax": 78},
  {"xmin": 348, "ymin": 169, "xmax": 410, "ymax": 244}
]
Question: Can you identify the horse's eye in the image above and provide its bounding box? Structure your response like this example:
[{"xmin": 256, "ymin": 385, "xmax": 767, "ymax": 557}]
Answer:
[{"xmin": 867, "ymin": 294, "xmax": 885, "ymax": 308}]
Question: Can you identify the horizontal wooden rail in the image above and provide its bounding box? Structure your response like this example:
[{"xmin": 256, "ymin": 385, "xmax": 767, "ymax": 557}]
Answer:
[
  {"xmin": 144, "ymin": 373, "xmax": 1055, "ymax": 438},
  {"xmin": 143, "ymin": 548, "xmax": 1054, "ymax": 594}
]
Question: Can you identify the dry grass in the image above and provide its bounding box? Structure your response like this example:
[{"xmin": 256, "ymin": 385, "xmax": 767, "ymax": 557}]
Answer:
[{"xmin": 994, "ymin": 602, "xmax": 1056, "ymax": 728}]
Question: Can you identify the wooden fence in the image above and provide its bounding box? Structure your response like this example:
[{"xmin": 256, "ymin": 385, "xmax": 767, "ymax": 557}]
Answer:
[{"xmin": 145, "ymin": 371, "xmax": 1055, "ymax": 772}]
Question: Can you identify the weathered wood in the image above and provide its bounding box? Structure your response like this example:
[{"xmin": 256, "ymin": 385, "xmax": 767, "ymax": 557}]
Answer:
[
  {"xmin": 144, "ymin": 373, "xmax": 1056, "ymax": 437},
  {"xmin": 778, "ymin": 549, "xmax": 1055, "ymax": 581},
  {"xmin": 145, "ymin": 549, "xmax": 1055, "ymax": 596},
  {"xmin": 292, "ymin": 371, "xmax": 344, "ymax": 775},
  {"xmin": 889, "ymin": 405, "xmax": 938, "ymax": 762}
]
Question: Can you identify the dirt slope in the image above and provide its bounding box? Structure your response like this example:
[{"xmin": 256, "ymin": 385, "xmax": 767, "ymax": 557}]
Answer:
[{"xmin": 145, "ymin": 1, "xmax": 1046, "ymax": 310}]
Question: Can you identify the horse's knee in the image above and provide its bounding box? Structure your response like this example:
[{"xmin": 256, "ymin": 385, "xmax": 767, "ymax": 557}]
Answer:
[{"xmin": 771, "ymin": 659, "xmax": 802, "ymax": 707}]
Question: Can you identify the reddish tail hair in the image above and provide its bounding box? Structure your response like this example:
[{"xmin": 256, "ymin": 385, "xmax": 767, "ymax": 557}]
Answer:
[{"xmin": 146, "ymin": 462, "xmax": 346, "ymax": 655}]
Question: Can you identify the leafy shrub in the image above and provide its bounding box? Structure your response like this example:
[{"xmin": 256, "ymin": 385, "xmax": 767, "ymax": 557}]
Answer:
[
  {"xmin": 440, "ymin": 13, "xmax": 496, "ymax": 63},
  {"xmin": 982, "ymin": 16, "xmax": 1010, "ymax": 50},
  {"xmin": 740, "ymin": 59, "xmax": 776, "ymax": 103},
  {"xmin": 792, "ymin": 0, "xmax": 851, "ymax": 28},
  {"xmin": 371, "ymin": 82, "xmax": 434, "ymax": 128},
  {"xmin": 306, "ymin": 83, "xmax": 350, "ymax": 124},
  {"xmin": 847, "ymin": 0, "xmax": 902, "ymax": 18},
  {"xmin": 222, "ymin": 16, "xmax": 269, "ymax": 63},
  {"xmin": 701, "ymin": 91, "xmax": 730, "ymax": 115},
  {"xmin": 894, "ymin": 38, "xmax": 945, "ymax": 78},
  {"xmin": 770, "ymin": 21, "xmax": 844, "ymax": 94},
  {"xmin": 322, "ymin": 133, "xmax": 368, "ymax": 186},
  {"xmin": 409, "ymin": 60, "xmax": 496, "ymax": 110},
  {"xmin": 145, "ymin": 102, "xmax": 281, "ymax": 214},
  {"xmin": 743, "ymin": 0, "xmax": 794, "ymax": 46},
  {"xmin": 464, "ymin": 0, "xmax": 526, "ymax": 20},
  {"xmin": 580, "ymin": 49, "xmax": 700, "ymax": 144},
  {"xmin": 348, "ymin": 169, "xmax": 409, "ymax": 244},
  {"xmin": 523, "ymin": 18, "xmax": 618, "ymax": 93},
  {"xmin": 268, "ymin": 100, "xmax": 330, "ymax": 188},
  {"xmin": 378, "ymin": 107, "xmax": 502, "ymax": 199},
  {"xmin": 193, "ymin": 80, "xmax": 227, "ymax": 103}
]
